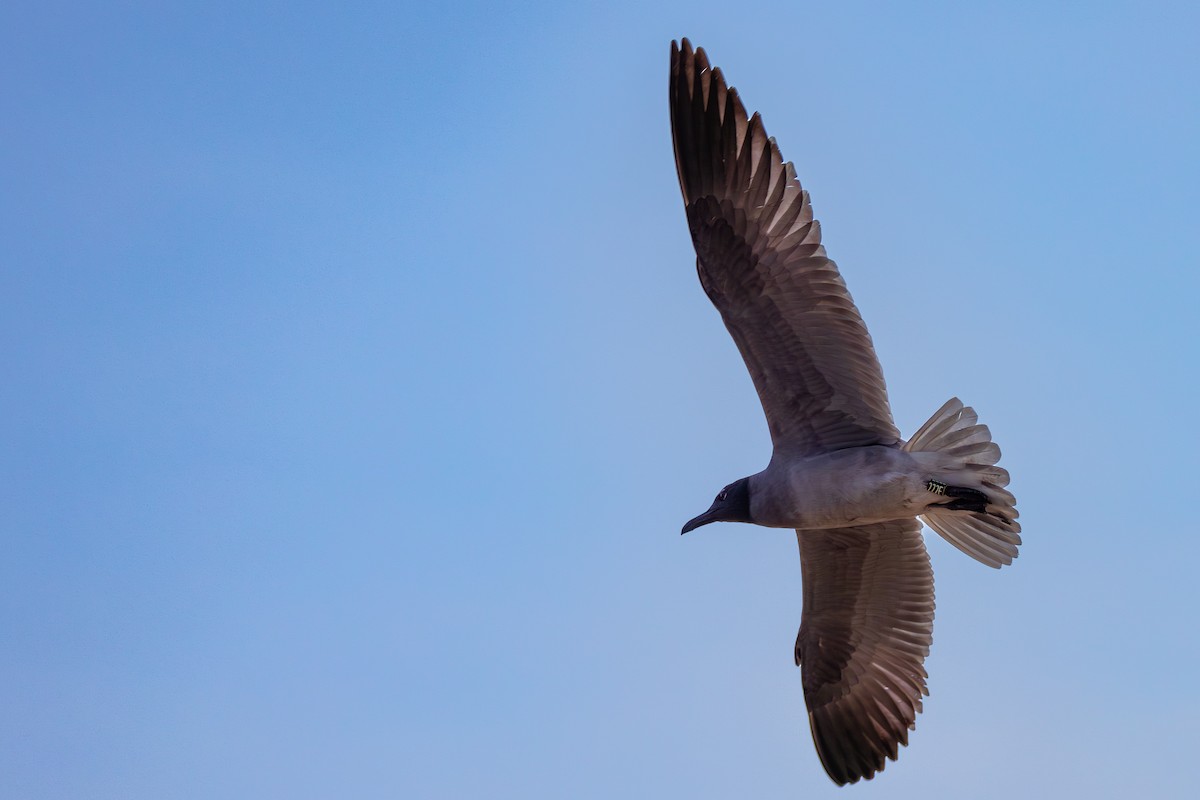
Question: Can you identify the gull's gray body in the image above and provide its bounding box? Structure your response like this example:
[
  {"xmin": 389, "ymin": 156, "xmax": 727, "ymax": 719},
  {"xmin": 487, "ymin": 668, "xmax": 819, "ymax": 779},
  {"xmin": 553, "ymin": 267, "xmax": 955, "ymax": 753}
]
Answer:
[
  {"xmin": 670, "ymin": 39, "xmax": 1021, "ymax": 786},
  {"xmin": 750, "ymin": 447, "xmax": 939, "ymax": 530}
]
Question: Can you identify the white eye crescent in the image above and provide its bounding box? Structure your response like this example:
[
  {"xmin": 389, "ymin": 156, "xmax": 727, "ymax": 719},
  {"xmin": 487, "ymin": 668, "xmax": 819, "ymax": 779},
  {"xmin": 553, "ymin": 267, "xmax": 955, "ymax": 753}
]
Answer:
[{"xmin": 717, "ymin": 490, "xmax": 728, "ymax": 502}]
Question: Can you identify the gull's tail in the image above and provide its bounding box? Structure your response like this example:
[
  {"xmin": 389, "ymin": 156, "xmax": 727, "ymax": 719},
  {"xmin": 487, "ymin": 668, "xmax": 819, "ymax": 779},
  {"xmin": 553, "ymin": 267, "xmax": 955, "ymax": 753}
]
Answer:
[{"xmin": 904, "ymin": 398, "xmax": 1021, "ymax": 568}]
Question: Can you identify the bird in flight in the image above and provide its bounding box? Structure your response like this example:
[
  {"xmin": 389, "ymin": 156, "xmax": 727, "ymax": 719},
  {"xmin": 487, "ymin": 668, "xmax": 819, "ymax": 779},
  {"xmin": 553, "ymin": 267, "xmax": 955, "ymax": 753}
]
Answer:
[{"xmin": 670, "ymin": 38, "xmax": 1021, "ymax": 785}]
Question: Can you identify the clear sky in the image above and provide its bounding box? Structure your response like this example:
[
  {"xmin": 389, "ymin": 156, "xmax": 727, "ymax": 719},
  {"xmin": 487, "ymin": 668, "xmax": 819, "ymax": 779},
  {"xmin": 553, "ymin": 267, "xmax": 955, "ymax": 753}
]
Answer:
[{"xmin": 3, "ymin": 2, "xmax": 1198, "ymax": 797}]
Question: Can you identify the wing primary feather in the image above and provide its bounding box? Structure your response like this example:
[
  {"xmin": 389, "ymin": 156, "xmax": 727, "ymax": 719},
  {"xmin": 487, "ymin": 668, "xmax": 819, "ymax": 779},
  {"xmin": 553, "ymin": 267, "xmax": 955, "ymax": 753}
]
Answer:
[{"xmin": 795, "ymin": 520, "xmax": 933, "ymax": 785}]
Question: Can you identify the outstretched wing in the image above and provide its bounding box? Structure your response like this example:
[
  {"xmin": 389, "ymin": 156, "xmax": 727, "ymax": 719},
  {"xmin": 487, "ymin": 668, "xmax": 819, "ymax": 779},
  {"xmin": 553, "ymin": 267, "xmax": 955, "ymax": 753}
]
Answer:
[
  {"xmin": 795, "ymin": 519, "xmax": 935, "ymax": 785},
  {"xmin": 670, "ymin": 39, "xmax": 899, "ymax": 456}
]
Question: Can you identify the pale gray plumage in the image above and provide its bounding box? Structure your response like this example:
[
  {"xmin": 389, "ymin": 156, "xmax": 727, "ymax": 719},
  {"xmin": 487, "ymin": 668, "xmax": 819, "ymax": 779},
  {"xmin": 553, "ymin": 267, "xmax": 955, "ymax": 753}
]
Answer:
[{"xmin": 670, "ymin": 39, "xmax": 1020, "ymax": 786}]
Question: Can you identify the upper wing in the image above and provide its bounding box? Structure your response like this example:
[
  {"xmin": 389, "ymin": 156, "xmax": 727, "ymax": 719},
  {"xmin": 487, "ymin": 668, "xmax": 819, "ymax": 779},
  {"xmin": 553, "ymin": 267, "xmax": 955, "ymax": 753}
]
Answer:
[
  {"xmin": 795, "ymin": 519, "xmax": 935, "ymax": 785},
  {"xmin": 670, "ymin": 39, "xmax": 899, "ymax": 455}
]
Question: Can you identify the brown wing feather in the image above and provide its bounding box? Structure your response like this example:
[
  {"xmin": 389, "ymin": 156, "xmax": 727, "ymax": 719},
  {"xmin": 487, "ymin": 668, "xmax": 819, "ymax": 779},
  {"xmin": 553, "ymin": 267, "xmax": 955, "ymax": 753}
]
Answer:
[
  {"xmin": 670, "ymin": 39, "xmax": 899, "ymax": 455},
  {"xmin": 795, "ymin": 519, "xmax": 935, "ymax": 785}
]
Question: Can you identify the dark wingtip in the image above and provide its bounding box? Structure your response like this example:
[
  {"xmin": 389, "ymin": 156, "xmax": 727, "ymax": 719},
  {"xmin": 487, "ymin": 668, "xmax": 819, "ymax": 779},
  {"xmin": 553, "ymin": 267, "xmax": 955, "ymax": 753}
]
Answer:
[{"xmin": 672, "ymin": 39, "xmax": 697, "ymax": 76}]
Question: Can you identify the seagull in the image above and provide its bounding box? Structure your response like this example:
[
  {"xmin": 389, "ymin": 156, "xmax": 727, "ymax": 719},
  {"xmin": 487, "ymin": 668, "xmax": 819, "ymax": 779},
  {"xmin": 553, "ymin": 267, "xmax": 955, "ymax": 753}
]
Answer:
[{"xmin": 670, "ymin": 39, "xmax": 1021, "ymax": 786}]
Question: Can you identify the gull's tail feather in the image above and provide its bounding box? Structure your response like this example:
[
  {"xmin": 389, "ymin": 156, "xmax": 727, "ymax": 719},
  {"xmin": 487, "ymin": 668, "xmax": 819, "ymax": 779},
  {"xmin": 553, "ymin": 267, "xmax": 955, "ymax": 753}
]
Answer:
[{"xmin": 904, "ymin": 398, "xmax": 1021, "ymax": 568}]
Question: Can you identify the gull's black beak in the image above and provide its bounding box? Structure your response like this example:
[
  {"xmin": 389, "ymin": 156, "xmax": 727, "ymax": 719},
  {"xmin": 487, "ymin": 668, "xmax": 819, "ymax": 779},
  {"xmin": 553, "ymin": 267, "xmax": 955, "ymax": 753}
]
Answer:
[{"xmin": 681, "ymin": 508, "xmax": 722, "ymax": 535}]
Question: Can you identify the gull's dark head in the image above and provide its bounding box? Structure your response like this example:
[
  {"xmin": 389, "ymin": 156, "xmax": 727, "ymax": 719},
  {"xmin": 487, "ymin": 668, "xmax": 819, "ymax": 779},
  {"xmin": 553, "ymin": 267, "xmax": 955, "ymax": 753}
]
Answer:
[{"xmin": 682, "ymin": 477, "xmax": 752, "ymax": 534}]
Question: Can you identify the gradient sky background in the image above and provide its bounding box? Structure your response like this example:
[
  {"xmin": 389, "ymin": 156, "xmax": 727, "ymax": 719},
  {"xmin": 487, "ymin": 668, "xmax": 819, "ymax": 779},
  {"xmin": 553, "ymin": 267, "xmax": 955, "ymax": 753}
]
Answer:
[{"xmin": 3, "ymin": 2, "xmax": 1198, "ymax": 798}]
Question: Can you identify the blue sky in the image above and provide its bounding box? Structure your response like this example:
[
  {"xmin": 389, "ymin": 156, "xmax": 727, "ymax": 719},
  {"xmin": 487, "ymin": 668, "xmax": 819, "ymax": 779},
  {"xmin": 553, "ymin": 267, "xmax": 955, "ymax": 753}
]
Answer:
[{"xmin": 2, "ymin": 2, "xmax": 1198, "ymax": 797}]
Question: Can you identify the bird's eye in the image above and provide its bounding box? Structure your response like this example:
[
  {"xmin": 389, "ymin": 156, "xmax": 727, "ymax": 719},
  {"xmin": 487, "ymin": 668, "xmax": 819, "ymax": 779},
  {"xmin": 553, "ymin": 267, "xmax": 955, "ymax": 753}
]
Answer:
[{"xmin": 717, "ymin": 491, "xmax": 728, "ymax": 502}]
